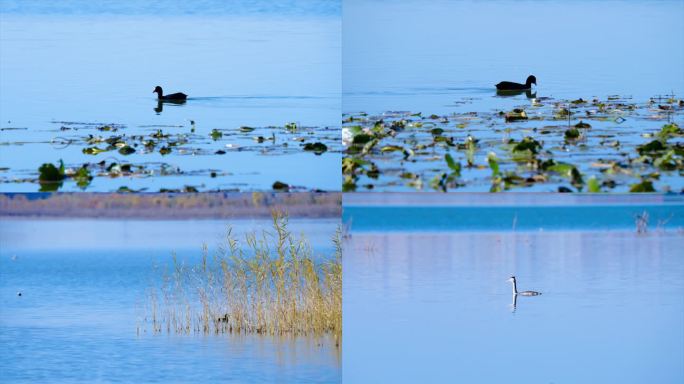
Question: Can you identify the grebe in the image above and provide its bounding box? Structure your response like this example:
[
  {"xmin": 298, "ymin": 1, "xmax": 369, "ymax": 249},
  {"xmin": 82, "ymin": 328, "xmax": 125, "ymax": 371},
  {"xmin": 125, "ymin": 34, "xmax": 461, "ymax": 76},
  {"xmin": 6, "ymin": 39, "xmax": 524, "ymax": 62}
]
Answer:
[
  {"xmin": 153, "ymin": 86, "xmax": 188, "ymax": 101},
  {"xmin": 507, "ymin": 276, "xmax": 541, "ymax": 296},
  {"xmin": 496, "ymin": 75, "xmax": 537, "ymax": 91}
]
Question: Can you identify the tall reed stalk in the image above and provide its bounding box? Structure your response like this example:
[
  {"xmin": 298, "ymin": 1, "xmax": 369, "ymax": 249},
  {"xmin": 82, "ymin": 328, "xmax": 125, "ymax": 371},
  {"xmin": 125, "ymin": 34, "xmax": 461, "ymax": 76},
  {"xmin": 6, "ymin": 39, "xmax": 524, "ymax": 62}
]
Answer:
[{"xmin": 147, "ymin": 210, "xmax": 342, "ymax": 339}]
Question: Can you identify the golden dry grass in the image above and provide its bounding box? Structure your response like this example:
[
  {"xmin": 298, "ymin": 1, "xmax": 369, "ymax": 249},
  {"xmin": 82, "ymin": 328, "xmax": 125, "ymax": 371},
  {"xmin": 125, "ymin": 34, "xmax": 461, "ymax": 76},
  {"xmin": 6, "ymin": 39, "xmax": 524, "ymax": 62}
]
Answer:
[{"xmin": 147, "ymin": 209, "xmax": 341, "ymax": 340}]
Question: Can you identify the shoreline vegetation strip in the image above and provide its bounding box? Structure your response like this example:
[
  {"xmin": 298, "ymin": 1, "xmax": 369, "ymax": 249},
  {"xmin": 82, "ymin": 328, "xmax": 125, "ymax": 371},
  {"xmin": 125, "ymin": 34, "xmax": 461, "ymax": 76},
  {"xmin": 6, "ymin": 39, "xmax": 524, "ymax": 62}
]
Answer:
[{"xmin": 0, "ymin": 192, "xmax": 342, "ymax": 219}]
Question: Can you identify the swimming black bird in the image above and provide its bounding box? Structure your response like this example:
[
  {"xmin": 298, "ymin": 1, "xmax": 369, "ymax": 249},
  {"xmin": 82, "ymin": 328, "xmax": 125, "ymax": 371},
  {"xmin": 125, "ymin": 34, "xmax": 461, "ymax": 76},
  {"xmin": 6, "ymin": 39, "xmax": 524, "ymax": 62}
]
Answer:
[
  {"xmin": 495, "ymin": 75, "xmax": 537, "ymax": 91},
  {"xmin": 153, "ymin": 86, "xmax": 188, "ymax": 101}
]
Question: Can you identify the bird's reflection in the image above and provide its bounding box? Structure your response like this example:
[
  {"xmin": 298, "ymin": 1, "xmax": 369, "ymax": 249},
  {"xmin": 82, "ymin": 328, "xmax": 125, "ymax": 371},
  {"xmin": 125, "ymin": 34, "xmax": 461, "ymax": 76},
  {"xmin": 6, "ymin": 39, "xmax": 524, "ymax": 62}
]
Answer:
[
  {"xmin": 154, "ymin": 99, "xmax": 186, "ymax": 114},
  {"xmin": 510, "ymin": 294, "xmax": 518, "ymax": 313},
  {"xmin": 496, "ymin": 89, "xmax": 537, "ymax": 99}
]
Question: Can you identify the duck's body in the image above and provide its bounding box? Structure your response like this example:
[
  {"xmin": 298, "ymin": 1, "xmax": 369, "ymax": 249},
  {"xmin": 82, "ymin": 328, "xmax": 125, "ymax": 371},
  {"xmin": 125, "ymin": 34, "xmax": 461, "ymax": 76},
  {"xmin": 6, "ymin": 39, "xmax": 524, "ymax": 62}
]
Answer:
[
  {"xmin": 496, "ymin": 75, "xmax": 537, "ymax": 91},
  {"xmin": 153, "ymin": 86, "xmax": 187, "ymax": 101},
  {"xmin": 508, "ymin": 276, "xmax": 541, "ymax": 296}
]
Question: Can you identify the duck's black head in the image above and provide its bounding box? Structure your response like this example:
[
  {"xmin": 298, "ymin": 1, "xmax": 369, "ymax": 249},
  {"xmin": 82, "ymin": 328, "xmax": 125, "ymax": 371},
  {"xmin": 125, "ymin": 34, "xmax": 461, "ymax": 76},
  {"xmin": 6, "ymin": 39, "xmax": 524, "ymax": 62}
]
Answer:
[
  {"xmin": 153, "ymin": 86, "xmax": 163, "ymax": 94},
  {"xmin": 526, "ymin": 75, "xmax": 537, "ymax": 86}
]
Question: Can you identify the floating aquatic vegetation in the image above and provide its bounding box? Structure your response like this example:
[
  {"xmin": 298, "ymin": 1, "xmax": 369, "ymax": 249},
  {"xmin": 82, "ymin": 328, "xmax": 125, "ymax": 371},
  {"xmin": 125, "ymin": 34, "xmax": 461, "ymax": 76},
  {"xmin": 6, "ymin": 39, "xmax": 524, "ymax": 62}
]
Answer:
[
  {"xmin": 342, "ymin": 94, "xmax": 684, "ymax": 192},
  {"xmin": 210, "ymin": 129, "xmax": 223, "ymax": 141},
  {"xmin": 72, "ymin": 166, "xmax": 93, "ymax": 189},
  {"xmin": 2, "ymin": 120, "xmax": 341, "ymax": 192},
  {"xmin": 37, "ymin": 160, "xmax": 92, "ymax": 191},
  {"xmin": 504, "ymin": 108, "xmax": 528, "ymax": 122},
  {"xmin": 38, "ymin": 160, "xmax": 66, "ymax": 191},
  {"xmin": 303, "ymin": 142, "xmax": 328, "ymax": 155}
]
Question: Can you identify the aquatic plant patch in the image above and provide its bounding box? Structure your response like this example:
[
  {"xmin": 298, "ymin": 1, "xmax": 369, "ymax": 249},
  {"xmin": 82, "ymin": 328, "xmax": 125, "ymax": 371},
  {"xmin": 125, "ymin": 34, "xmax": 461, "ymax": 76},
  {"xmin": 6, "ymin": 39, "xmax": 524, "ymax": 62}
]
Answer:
[
  {"xmin": 342, "ymin": 95, "xmax": 684, "ymax": 192},
  {"xmin": 0, "ymin": 121, "xmax": 341, "ymax": 192}
]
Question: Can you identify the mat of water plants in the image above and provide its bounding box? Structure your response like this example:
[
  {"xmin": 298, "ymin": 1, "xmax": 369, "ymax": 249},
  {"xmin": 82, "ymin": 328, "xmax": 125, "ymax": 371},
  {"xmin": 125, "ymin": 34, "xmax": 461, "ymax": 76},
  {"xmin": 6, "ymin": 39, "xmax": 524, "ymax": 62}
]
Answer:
[
  {"xmin": 0, "ymin": 121, "xmax": 341, "ymax": 192},
  {"xmin": 343, "ymin": 95, "xmax": 684, "ymax": 192}
]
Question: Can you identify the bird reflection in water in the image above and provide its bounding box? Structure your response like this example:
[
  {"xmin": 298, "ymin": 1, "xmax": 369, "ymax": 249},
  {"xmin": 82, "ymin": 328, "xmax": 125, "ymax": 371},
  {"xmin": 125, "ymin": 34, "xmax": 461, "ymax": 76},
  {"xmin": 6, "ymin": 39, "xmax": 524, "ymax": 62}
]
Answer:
[{"xmin": 154, "ymin": 99, "xmax": 186, "ymax": 114}]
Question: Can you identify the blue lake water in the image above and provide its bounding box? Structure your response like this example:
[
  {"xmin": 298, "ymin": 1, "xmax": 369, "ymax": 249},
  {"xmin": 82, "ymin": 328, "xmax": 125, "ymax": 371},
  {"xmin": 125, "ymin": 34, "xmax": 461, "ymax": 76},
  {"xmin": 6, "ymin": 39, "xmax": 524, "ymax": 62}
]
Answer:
[
  {"xmin": 0, "ymin": 218, "xmax": 341, "ymax": 383},
  {"xmin": 343, "ymin": 201, "xmax": 684, "ymax": 383},
  {"xmin": 343, "ymin": 0, "xmax": 684, "ymax": 115},
  {"xmin": 0, "ymin": 0, "xmax": 341, "ymax": 192},
  {"xmin": 344, "ymin": 201, "xmax": 684, "ymax": 232}
]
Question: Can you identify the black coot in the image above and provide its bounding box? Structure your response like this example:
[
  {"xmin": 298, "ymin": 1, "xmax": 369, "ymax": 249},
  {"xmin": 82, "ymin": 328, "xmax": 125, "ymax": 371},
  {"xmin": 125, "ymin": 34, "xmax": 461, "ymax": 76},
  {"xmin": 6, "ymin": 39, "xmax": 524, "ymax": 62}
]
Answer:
[
  {"xmin": 495, "ymin": 75, "xmax": 537, "ymax": 91},
  {"xmin": 153, "ymin": 86, "xmax": 188, "ymax": 100}
]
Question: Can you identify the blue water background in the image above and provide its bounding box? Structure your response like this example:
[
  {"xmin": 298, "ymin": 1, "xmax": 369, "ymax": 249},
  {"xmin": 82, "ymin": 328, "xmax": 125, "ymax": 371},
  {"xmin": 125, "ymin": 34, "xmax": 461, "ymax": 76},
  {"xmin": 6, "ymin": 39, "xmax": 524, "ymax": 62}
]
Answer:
[
  {"xmin": 343, "ymin": 0, "xmax": 684, "ymax": 115},
  {"xmin": 344, "ymin": 230, "xmax": 684, "ymax": 383},
  {"xmin": 0, "ymin": 0, "xmax": 341, "ymax": 191},
  {"xmin": 0, "ymin": 218, "xmax": 340, "ymax": 383}
]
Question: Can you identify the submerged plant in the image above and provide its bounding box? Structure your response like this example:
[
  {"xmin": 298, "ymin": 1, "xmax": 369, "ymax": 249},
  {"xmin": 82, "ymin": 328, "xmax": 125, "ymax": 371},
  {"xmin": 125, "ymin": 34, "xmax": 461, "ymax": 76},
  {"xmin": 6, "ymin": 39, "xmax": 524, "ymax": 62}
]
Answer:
[{"xmin": 146, "ymin": 210, "xmax": 342, "ymax": 339}]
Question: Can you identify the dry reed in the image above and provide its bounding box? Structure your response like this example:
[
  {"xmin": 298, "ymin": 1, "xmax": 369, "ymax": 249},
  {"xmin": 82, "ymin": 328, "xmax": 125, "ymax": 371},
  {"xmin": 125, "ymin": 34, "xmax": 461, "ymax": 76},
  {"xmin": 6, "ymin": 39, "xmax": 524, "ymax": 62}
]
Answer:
[{"xmin": 146, "ymin": 210, "xmax": 341, "ymax": 339}]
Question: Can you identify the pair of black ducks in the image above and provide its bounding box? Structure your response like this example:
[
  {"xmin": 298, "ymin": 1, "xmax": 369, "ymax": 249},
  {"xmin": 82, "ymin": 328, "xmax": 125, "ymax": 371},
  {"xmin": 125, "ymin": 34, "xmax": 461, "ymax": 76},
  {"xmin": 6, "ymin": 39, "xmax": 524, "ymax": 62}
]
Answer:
[{"xmin": 153, "ymin": 78, "xmax": 536, "ymax": 99}]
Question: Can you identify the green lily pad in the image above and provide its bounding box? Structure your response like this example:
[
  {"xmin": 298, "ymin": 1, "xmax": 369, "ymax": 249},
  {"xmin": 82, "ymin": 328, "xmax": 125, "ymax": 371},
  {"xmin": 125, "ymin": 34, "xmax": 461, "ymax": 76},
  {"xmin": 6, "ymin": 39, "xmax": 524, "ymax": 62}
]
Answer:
[
  {"xmin": 565, "ymin": 128, "xmax": 581, "ymax": 140},
  {"xmin": 629, "ymin": 180, "xmax": 655, "ymax": 192},
  {"xmin": 210, "ymin": 129, "xmax": 223, "ymax": 140},
  {"xmin": 82, "ymin": 146, "xmax": 109, "ymax": 155},
  {"xmin": 118, "ymin": 146, "xmax": 136, "ymax": 155},
  {"xmin": 303, "ymin": 142, "xmax": 328, "ymax": 154},
  {"xmin": 38, "ymin": 160, "xmax": 65, "ymax": 182},
  {"xmin": 73, "ymin": 166, "xmax": 93, "ymax": 189}
]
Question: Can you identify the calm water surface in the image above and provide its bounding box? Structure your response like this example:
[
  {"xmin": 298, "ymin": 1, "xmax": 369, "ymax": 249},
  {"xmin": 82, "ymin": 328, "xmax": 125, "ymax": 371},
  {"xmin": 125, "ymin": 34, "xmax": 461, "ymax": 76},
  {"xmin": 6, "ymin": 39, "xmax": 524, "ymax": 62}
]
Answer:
[
  {"xmin": 0, "ymin": 218, "xmax": 341, "ymax": 383},
  {"xmin": 343, "ymin": 206, "xmax": 684, "ymax": 383},
  {"xmin": 0, "ymin": 0, "xmax": 341, "ymax": 191},
  {"xmin": 343, "ymin": 0, "xmax": 684, "ymax": 114}
]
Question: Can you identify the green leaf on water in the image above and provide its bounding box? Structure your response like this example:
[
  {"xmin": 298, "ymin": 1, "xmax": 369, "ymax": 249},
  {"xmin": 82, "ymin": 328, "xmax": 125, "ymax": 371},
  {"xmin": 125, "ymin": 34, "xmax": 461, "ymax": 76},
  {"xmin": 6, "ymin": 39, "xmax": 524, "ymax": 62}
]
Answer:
[
  {"xmin": 587, "ymin": 176, "xmax": 601, "ymax": 193},
  {"xmin": 445, "ymin": 153, "xmax": 461, "ymax": 176},
  {"xmin": 352, "ymin": 133, "xmax": 373, "ymax": 145},
  {"xmin": 347, "ymin": 126, "xmax": 363, "ymax": 136},
  {"xmin": 82, "ymin": 146, "xmax": 108, "ymax": 155},
  {"xmin": 504, "ymin": 108, "xmax": 528, "ymax": 122},
  {"xmin": 118, "ymin": 146, "xmax": 136, "ymax": 155},
  {"xmin": 210, "ymin": 129, "xmax": 223, "ymax": 140},
  {"xmin": 380, "ymin": 145, "xmax": 404, "ymax": 153},
  {"xmin": 653, "ymin": 149, "xmax": 678, "ymax": 170},
  {"xmin": 564, "ymin": 128, "xmax": 581, "ymax": 140},
  {"xmin": 512, "ymin": 137, "xmax": 542, "ymax": 154},
  {"xmin": 38, "ymin": 160, "xmax": 66, "ymax": 182},
  {"xmin": 303, "ymin": 142, "xmax": 328, "ymax": 155},
  {"xmin": 487, "ymin": 152, "xmax": 500, "ymax": 177},
  {"xmin": 73, "ymin": 166, "xmax": 93, "ymax": 189},
  {"xmin": 658, "ymin": 122, "xmax": 683, "ymax": 140},
  {"xmin": 637, "ymin": 140, "xmax": 666, "ymax": 155},
  {"xmin": 629, "ymin": 180, "xmax": 655, "ymax": 193},
  {"xmin": 547, "ymin": 162, "xmax": 583, "ymax": 187},
  {"xmin": 429, "ymin": 173, "xmax": 447, "ymax": 192},
  {"xmin": 430, "ymin": 128, "xmax": 444, "ymax": 136}
]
